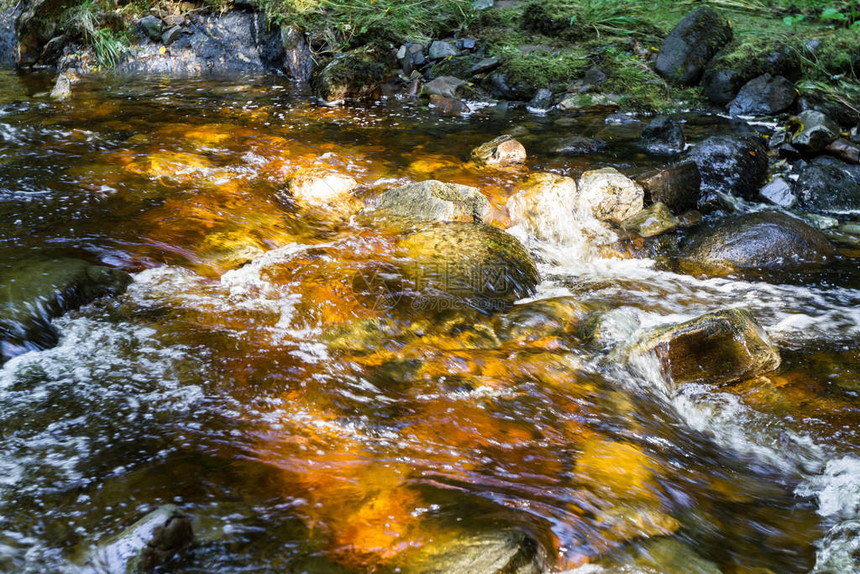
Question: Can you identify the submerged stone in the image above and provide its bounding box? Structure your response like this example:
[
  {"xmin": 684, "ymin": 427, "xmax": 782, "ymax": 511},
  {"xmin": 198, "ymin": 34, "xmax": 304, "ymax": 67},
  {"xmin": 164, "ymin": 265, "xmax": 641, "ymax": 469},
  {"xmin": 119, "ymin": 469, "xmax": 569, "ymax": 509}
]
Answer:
[
  {"xmin": 549, "ymin": 136, "xmax": 607, "ymax": 155},
  {"xmin": 640, "ymin": 116, "xmax": 685, "ymax": 156},
  {"xmin": 577, "ymin": 167, "xmax": 644, "ymax": 224},
  {"xmin": 0, "ymin": 258, "xmax": 132, "ymax": 363},
  {"xmin": 283, "ymin": 166, "xmax": 360, "ymax": 219},
  {"xmin": 471, "ymin": 135, "xmax": 527, "ymax": 166},
  {"xmin": 630, "ymin": 308, "xmax": 781, "ymax": 387},
  {"xmin": 77, "ymin": 505, "xmax": 193, "ymax": 573},
  {"xmin": 396, "ymin": 223, "xmax": 540, "ymax": 312},
  {"xmin": 375, "ymin": 180, "xmax": 491, "ymax": 223},
  {"xmin": 494, "ymin": 296, "xmax": 590, "ymax": 345}
]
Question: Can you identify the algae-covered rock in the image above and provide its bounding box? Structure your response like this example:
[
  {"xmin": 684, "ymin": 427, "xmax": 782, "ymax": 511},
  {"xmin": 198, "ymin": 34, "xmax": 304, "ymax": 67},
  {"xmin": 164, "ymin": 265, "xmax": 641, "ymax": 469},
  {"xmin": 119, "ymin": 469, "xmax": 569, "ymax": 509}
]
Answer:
[
  {"xmin": 311, "ymin": 45, "xmax": 392, "ymax": 102},
  {"xmin": 629, "ymin": 308, "xmax": 781, "ymax": 387},
  {"xmin": 471, "ymin": 135, "xmax": 527, "ymax": 166},
  {"xmin": 678, "ymin": 211, "xmax": 835, "ymax": 275},
  {"xmin": 375, "ymin": 180, "xmax": 491, "ymax": 223},
  {"xmin": 396, "ymin": 223, "xmax": 540, "ymax": 312},
  {"xmin": 702, "ymin": 38, "xmax": 801, "ymax": 106},
  {"xmin": 655, "ymin": 7, "xmax": 733, "ymax": 85},
  {"xmin": 577, "ymin": 168, "xmax": 644, "ymax": 224},
  {"xmin": 622, "ymin": 202, "xmax": 680, "ymax": 237},
  {"xmin": 0, "ymin": 258, "xmax": 132, "ymax": 363},
  {"xmin": 494, "ymin": 296, "xmax": 590, "ymax": 345}
]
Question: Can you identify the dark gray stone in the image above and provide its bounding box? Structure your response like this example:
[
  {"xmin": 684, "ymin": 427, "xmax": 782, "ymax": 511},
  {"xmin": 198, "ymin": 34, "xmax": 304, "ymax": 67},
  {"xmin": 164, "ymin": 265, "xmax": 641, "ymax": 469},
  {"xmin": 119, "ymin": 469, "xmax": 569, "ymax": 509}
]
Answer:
[
  {"xmin": 637, "ymin": 162, "xmax": 701, "ymax": 213},
  {"xmin": 655, "ymin": 7, "xmax": 733, "ymax": 85},
  {"xmin": 429, "ymin": 40, "xmax": 457, "ymax": 60},
  {"xmin": 702, "ymin": 42, "xmax": 801, "ymax": 105},
  {"xmin": 826, "ymin": 138, "xmax": 860, "ymax": 165},
  {"xmin": 795, "ymin": 156, "xmax": 860, "ymax": 214},
  {"xmin": 423, "ymin": 75, "xmax": 466, "ymax": 99},
  {"xmin": 138, "ymin": 15, "xmax": 163, "ymax": 42},
  {"xmin": 162, "ymin": 25, "xmax": 182, "ymax": 46},
  {"xmin": 679, "ymin": 211, "xmax": 835, "ymax": 275},
  {"xmin": 527, "ymin": 88, "xmax": 553, "ymax": 112},
  {"xmin": 0, "ymin": 258, "xmax": 132, "ymax": 363},
  {"xmin": 728, "ymin": 74, "xmax": 796, "ymax": 116},
  {"xmin": 0, "ymin": 5, "xmax": 18, "ymax": 68},
  {"xmin": 457, "ymin": 38, "xmax": 476, "ymax": 50},
  {"xmin": 640, "ymin": 116, "xmax": 686, "ymax": 155},
  {"xmin": 549, "ymin": 136, "xmax": 607, "ymax": 155},
  {"xmin": 685, "ymin": 133, "xmax": 768, "ymax": 201},
  {"xmin": 468, "ymin": 56, "xmax": 499, "ymax": 76}
]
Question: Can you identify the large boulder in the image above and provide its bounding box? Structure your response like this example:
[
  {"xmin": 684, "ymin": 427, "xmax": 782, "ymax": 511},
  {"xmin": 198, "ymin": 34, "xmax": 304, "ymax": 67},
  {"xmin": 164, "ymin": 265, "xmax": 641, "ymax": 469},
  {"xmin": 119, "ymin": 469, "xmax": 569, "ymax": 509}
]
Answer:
[
  {"xmin": 76, "ymin": 505, "xmax": 194, "ymax": 573},
  {"xmin": 629, "ymin": 309, "xmax": 781, "ymax": 387},
  {"xmin": 702, "ymin": 40, "xmax": 801, "ymax": 106},
  {"xmin": 655, "ymin": 8, "xmax": 733, "ymax": 85},
  {"xmin": 471, "ymin": 135, "xmax": 527, "ymax": 166},
  {"xmin": 636, "ymin": 162, "xmax": 701, "ymax": 213},
  {"xmin": 685, "ymin": 133, "xmax": 768, "ymax": 201},
  {"xmin": 14, "ymin": 0, "xmax": 76, "ymax": 66},
  {"xmin": 311, "ymin": 45, "xmax": 392, "ymax": 102},
  {"xmin": 260, "ymin": 23, "xmax": 314, "ymax": 82},
  {"xmin": 396, "ymin": 223, "xmax": 540, "ymax": 312},
  {"xmin": 727, "ymin": 74, "xmax": 797, "ymax": 117},
  {"xmin": 794, "ymin": 156, "xmax": 860, "ymax": 214},
  {"xmin": 374, "ymin": 180, "xmax": 491, "ymax": 223},
  {"xmin": 577, "ymin": 168, "xmax": 644, "ymax": 224},
  {"xmin": 507, "ymin": 172, "xmax": 578, "ymax": 242},
  {"xmin": 678, "ymin": 211, "xmax": 836, "ymax": 275},
  {"xmin": 0, "ymin": 258, "xmax": 133, "ymax": 362},
  {"xmin": 640, "ymin": 117, "xmax": 685, "ymax": 156}
]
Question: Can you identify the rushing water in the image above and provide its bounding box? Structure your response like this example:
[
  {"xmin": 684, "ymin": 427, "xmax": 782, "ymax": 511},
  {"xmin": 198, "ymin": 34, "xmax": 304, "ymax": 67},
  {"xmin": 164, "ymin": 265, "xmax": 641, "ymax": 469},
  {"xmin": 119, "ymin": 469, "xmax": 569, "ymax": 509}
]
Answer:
[{"xmin": 0, "ymin": 70, "xmax": 859, "ymax": 573}]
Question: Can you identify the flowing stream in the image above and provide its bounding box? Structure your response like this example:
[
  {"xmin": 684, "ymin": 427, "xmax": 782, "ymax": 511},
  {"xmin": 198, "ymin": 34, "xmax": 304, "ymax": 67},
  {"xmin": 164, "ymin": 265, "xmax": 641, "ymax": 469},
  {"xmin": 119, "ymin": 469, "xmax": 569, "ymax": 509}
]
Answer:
[{"xmin": 0, "ymin": 71, "xmax": 858, "ymax": 573}]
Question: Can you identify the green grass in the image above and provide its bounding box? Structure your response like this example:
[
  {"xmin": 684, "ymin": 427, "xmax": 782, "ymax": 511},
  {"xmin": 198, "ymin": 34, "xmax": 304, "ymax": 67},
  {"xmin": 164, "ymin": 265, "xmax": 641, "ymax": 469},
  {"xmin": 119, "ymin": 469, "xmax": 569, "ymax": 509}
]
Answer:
[
  {"xmin": 64, "ymin": 0, "xmax": 131, "ymax": 69},
  {"xmin": 498, "ymin": 47, "xmax": 590, "ymax": 92}
]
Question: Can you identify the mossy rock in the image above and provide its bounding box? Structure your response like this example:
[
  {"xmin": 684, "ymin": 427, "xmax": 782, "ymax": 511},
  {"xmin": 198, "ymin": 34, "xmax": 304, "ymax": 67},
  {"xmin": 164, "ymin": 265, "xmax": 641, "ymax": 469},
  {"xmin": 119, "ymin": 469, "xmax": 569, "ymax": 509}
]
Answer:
[
  {"xmin": 655, "ymin": 7, "xmax": 733, "ymax": 85},
  {"xmin": 429, "ymin": 55, "xmax": 476, "ymax": 80},
  {"xmin": 702, "ymin": 37, "xmax": 802, "ymax": 105},
  {"xmin": 311, "ymin": 44, "xmax": 393, "ymax": 102},
  {"xmin": 490, "ymin": 48, "xmax": 588, "ymax": 100},
  {"xmin": 807, "ymin": 28, "xmax": 860, "ymax": 79},
  {"xmin": 521, "ymin": 0, "xmax": 585, "ymax": 39},
  {"xmin": 396, "ymin": 222, "xmax": 540, "ymax": 313}
]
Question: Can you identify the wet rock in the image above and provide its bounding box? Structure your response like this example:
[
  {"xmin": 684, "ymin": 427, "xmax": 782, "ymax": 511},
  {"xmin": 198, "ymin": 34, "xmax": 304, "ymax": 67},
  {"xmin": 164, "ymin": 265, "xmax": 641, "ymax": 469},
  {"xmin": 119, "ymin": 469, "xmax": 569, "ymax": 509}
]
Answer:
[
  {"xmin": 284, "ymin": 167, "xmax": 359, "ymax": 219},
  {"xmin": 428, "ymin": 40, "xmax": 457, "ymax": 60},
  {"xmin": 622, "ymin": 202, "xmax": 680, "ymax": 237},
  {"xmin": 0, "ymin": 4, "xmax": 19, "ymax": 67},
  {"xmin": 162, "ymin": 25, "xmax": 182, "ymax": 46},
  {"xmin": 826, "ymin": 138, "xmax": 860, "ymax": 165},
  {"xmin": 627, "ymin": 538, "xmax": 722, "ymax": 574},
  {"xmin": 797, "ymin": 90, "xmax": 860, "ymax": 127},
  {"xmin": 374, "ymin": 180, "xmax": 491, "ymax": 223},
  {"xmin": 702, "ymin": 41, "xmax": 801, "ymax": 106},
  {"xmin": 0, "ymin": 258, "xmax": 132, "ymax": 363},
  {"xmin": 507, "ymin": 172, "xmax": 578, "ymax": 242},
  {"xmin": 640, "ymin": 116, "xmax": 685, "ymax": 156},
  {"xmin": 795, "ymin": 156, "xmax": 860, "ymax": 214},
  {"xmin": 728, "ymin": 74, "xmax": 796, "ymax": 116},
  {"xmin": 138, "ymin": 15, "xmax": 163, "ymax": 42},
  {"xmin": 79, "ymin": 505, "xmax": 194, "ymax": 573},
  {"xmin": 423, "ymin": 75, "xmax": 465, "ymax": 99},
  {"xmin": 636, "ymin": 162, "xmax": 701, "ymax": 213},
  {"xmin": 527, "ymin": 88, "xmax": 553, "ymax": 112},
  {"xmin": 471, "ymin": 135, "xmax": 527, "ymax": 166},
  {"xmin": 577, "ymin": 168, "xmax": 645, "ymax": 224},
  {"xmin": 630, "ymin": 308, "xmax": 781, "ymax": 387},
  {"xmin": 311, "ymin": 45, "xmax": 391, "ymax": 102},
  {"xmin": 397, "ymin": 42, "xmax": 426, "ymax": 74},
  {"xmin": 482, "ymin": 71, "xmax": 533, "ymax": 102},
  {"xmin": 259, "ymin": 23, "xmax": 315, "ymax": 82},
  {"xmin": 678, "ymin": 211, "xmax": 835, "ymax": 275},
  {"xmin": 576, "ymin": 438, "xmax": 661, "ymax": 501},
  {"xmin": 399, "ymin": 527, "xmax": 547, "ymax": 574},
  {"xmin": 759, "ymin": 176, "xmax": 796, "ymax": 208},
  {"xmin": 550, "ymin": 136, "xmax": 607, "ymax": 155},
  {"xmin": 557, "ymin": 92, "xmax": 619, "ymax": 113},
  {"xmin": 494, "ymin": 296, "xmax": 589, "ymax": 345},
  {"xmin": 790, "ymin": 110, "xmax": 840, "ymax": 152},
  {"xmin": 457, "ymin": 38, "xmax": 476, "ymax": 51},
  {"xmin": 472, "ymin": 0, "xmax": 494, "ymax": 9},
  {"xmin": 655, "ymin": 7, "xmax": 733, "ymax": 85},
  {"xmin": 397, "ymin": 223, "xmax": 540, "ymax": 312},
  {"xmin": 429, "ymin": 94, "xmax": 469, "ymax": 116},
  {"xmin": 685, "ymin": 133, "xmax": 768, "ymax": 201},
  {"xmin": 679, "ymin": 209, "xmax": 702, "ymax": 228},
  {"xmin": 14, "ymin": 0, "xmax": 68, "ymax": 65}
]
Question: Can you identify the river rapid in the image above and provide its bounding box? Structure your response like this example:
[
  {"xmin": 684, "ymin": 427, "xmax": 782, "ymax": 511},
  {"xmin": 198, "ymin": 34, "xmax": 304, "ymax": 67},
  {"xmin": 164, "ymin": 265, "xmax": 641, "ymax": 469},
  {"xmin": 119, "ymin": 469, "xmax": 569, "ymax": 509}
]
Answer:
[{"xmin": 0, "ymin": 71, "xmax": 858, "ymax": 573}]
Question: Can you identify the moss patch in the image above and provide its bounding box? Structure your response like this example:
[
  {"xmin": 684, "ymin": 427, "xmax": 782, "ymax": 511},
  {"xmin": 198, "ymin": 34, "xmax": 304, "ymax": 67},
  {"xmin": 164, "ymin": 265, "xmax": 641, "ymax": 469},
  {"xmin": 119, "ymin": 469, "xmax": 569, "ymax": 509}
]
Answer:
[{"xmin": 498, "ymin": 47, "xmax": 589, "ymax": 92}]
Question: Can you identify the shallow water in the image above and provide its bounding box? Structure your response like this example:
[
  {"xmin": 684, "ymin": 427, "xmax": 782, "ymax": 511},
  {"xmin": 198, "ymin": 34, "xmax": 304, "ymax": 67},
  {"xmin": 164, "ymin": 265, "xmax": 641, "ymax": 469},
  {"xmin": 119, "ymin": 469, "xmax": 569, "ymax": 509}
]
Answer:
[{"xmin": 0, "ymin": 72, "xmax": 858, "ymax": 573}]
